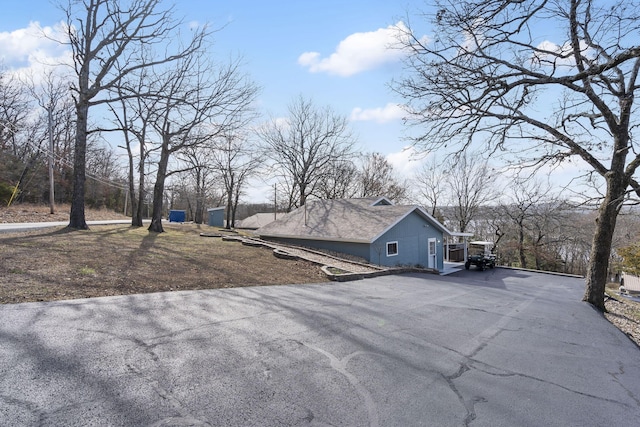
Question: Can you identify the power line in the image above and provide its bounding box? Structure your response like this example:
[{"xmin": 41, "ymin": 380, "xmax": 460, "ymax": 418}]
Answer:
[{"xmin": 18, "ymin": 136, "xmax": 128, "ymax": 191}]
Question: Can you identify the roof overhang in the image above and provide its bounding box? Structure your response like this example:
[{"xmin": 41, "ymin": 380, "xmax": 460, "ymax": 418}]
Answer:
[
  {"xmin": 470, "ymin": 241, "xmax": 494, "ymax": 246},
  {"xmin": 450, "ymin": 232, "xmax": 474, "ymax": 237},
  {"xmin": 259, "ymin": 233, "xmax": 370, "ymax": 245}
]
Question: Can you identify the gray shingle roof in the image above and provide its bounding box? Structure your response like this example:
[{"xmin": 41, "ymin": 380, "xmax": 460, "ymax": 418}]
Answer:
[
  {"xmin": 236, "ymin": 213, "xmax": 284, "ymax": 229},
  {"xmin": 257, "ymin": 197, "xmax": 451, "ymax": 243}
]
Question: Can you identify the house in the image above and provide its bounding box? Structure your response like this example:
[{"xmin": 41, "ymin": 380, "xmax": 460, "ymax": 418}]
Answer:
[{"xmin": 257, "ymin": 197, "xmax": 464, "ymax": 272}]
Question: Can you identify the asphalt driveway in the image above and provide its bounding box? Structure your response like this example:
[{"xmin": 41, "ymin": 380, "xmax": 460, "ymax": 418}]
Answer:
[{"xmin": 1, "ymin": 269, "xmax": 639, "ymax": 426}]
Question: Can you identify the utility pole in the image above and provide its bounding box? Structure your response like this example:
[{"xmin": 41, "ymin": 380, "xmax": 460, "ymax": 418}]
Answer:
[{"xmin": 47, "ymin": 104, "xmax": 55, "ymax": 214}]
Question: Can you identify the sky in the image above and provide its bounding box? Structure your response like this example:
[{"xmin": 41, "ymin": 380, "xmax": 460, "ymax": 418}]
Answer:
[
  {"xmin": 1, "ymin": 0, "xmax": 600, "ymax": 207},
  {"xmin": 0, "ymin": 0, "xmax": 431, "ymax": 202}
]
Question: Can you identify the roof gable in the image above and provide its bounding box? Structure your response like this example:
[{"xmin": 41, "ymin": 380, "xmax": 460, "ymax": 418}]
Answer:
[{"xmin": 371, "ymin": 196, "xmax": 393, "ymax": 206}]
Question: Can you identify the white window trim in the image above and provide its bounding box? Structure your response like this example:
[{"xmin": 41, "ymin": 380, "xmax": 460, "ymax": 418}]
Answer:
[{"xmin": 386, "ymin": 241, "xmax": 399, "ymax": 257}]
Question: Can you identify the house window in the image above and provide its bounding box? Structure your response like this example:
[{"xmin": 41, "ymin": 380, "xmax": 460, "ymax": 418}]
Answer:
[{"xmin": 386, "ymin": 241, "xmax": 398, "ymax": 257}]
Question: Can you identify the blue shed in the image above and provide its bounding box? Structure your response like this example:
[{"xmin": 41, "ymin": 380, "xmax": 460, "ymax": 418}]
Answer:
[
  {"xmin": 257, "ymin": 197, "xmax": 453, "ymax": 272},
  {"xmin": 207, "ymin": 207, "xmax": 225, "ymax": 227}
]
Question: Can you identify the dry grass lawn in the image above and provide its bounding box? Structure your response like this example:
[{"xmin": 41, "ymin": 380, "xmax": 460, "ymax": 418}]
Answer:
[{"xmin": 0, "ymin": 222, "xmax": 327, "ymax": 304}]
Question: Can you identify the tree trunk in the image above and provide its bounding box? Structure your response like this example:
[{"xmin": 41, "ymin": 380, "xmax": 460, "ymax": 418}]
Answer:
[
  {"xmin": 69, "ymin": 100, "xmax": 89, "ymax": 230},
  {"xmin": 583, "ymin": 178, "xmax": 625, "ymax": 310},
  {"xmin": 135, "ymin": 155, "xmax": 145, "ymax": 227},
  {"xmin": 194, "ymin": 170, "xmax": 204, "ymax": 224},
  {"xmin": 195, "ymin": 195, "xmax": 203, "ymax": 224},
  {"xmin": 225, "ymin": 190, "xmax": 233, "ymax": 229},
  {"xmin": 231, "ymin": 184, "xmax": 241, "ymax": 229},
  {"xmin": 126, "ymin": 143, "xmax": 141, "ymax": 227},
  {"xmin": 518, "ymin": 225, "xmax": 527, "ymax": 269},
  {"xmin": 299, "ymin": 182, "xmax": 306, "ymax": 207},
  {"xmin": 148, "ymin": 139, "xmax": 170, "ymax": 233}
]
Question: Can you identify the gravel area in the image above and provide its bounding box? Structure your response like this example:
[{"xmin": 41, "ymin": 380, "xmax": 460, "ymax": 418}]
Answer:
[
  {"xmin": 605, "ymin": 295, "xmax": 640, "ymax": 347},
  {"xmin": 277, "ymin": 245, "xmax": 382, "ymax": 274}
]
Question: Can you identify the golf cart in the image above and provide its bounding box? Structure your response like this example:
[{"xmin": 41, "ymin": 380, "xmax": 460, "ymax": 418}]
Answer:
[{"xmin": 465, "ymin": 241, "xmax": 496, "ymax": 271}]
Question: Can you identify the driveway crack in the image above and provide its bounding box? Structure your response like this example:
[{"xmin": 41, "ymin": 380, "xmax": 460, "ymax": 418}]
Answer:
[{"xmin": 300, "ymin": 342, "xmax": 381, "ymax": 427}]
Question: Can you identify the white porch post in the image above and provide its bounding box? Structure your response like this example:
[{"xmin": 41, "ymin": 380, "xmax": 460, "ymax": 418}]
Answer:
[{"xmin": 464, "ymin": 237, "xmax": 468, "ymax": 261}]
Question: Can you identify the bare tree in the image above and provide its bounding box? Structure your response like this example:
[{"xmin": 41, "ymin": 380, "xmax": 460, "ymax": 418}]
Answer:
[
  {"xmin": 356, "ymin": 152, "xmax": 408, "ymax": 202},
  {"xmin": 0, "ymin": 69, "xmax": 31, "ymax": 159},
  {"xmin": 108, "ymin": 65, "xmax": 158, "ymax": 227},
  {"xmin": 25, "ymin": 70, "xmax": 72, "ymax": 214},
  {"xmin": 446, "ymin": 153, "xmax": 495, "ymax": 233},
  {"xmin": 395, "ymin": 0, "xmax": 640, "ymax": 310},
  {"xmin": 273, "ymin": 175, "xmax": 298, "ymax": 213},
  {"xmin": 314, "ymin": 159, "xmax": 359, "ymax": 200},
  {"xmin": 500, "ymin": 180, "xmax": 551, "ymax": 269},
  {"xmin": 210, "ymin": 132, "xmax": 261, "ymax": 228},
  {"xmin": 413, "ymin": 156, "xmax": 447, "ymax": 219},
  {"xmin": 413, "ymin": 152, "xmax": 495, "ymax": 231},
  {"xmin": 176, "ymin": 145, "xmax": 219, "ymax": 224},
  {"xmin": 146, "ymin": 54, "xmax": 258, "ymax": 232},
  {"xmin": 258, "ymin": 96, "xmax": 357, "ymax": 208},
  {"xmin": 528, "ymin": 200, "xmax": 571, "ymax": 271},
  {"xmin": 63, "ymin": 0, "xmax": 207, "ymax": 229}
]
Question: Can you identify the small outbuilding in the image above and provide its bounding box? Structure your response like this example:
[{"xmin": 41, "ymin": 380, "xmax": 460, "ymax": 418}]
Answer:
[
  {"xmin": 207, "ymin": 207, "xmax": 225, "ymax": 227},
  {"xmin": 257, "ymin": 197, "xmax": 462, "ymax": 272}
]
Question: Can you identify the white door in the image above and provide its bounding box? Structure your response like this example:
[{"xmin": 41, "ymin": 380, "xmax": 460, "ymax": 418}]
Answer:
[{"xmin": 428, "ymin": 238, "xmax": 437, "ymax": 269}]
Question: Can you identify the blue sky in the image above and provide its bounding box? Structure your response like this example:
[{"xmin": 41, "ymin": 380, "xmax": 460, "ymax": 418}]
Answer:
[
  {"xmin": 1, "ymin": 1, "xmax": 591, "ymax": 204},
  {"xmin": 0, "ymin": 0, "xmax": 427, "ymax": 200}
]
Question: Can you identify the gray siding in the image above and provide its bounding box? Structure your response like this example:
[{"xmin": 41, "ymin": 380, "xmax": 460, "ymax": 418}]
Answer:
[
  {"xmin": 371, "ymin": 212, "xmax": 444, "ymax": 269},
  {"xmin": 208, "ymin": 208, "xmax": 225, "ymax": 227}
]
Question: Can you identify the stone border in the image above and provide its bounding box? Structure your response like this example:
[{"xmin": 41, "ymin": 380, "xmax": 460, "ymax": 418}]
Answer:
[
  {"xmin": 321, "ymin": 265, "xmax": 439, "ymax": 282},
  {"xmin": 273, "ymin": 248, "xmax": 298, "ymax": 260},
  {"xmin": 199, "ymin": 233, "xmax": 222, "ymax": 238}
]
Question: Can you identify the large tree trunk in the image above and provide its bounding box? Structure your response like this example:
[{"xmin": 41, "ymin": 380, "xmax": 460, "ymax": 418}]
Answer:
[
  {"xmin": 518, "ymin": 225, "xmax": 527, "ymax": 269},
  {"xmin": 231, "ymin": 184, "xmax": 241, "ymax": 229},
  {"xmin": 583, "ymin": 177, "xmax": 625, "ymax": 311},
  {"xmin": 126, "ymin": 143, "xmax": 141, "ymax": 227},
  {"xmin": 148, "ymin": 140, "xmax": 170, "ymax": 233},
  {"xmin": 195, "ymin": 195, "xmax": 204, "ymax": 224},
  {"xmin": 225, "ymin": 189, "xmax": 233, "ymax": 230},
  {"xmin": 299, "ymin": 182, "xmax": 307, "ymax": 207},
  {"xmin": 194, "ymin": 170, "xmax": 204, "ymax": 224},
  {"xmin": 135, "ymin": 156, "xmax": 145, "ymax": 227},
  {"xmin": 69, "ymin": 100, "xmax": 89, "ymax": 230}
]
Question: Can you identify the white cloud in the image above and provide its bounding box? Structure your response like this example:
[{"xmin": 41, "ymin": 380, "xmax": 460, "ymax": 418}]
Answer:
[
  {"xmin": 0, "ymin": 21, "xmax": 67, "ymax": 63},
  {"xmin": 350, "ymin": 103, "xmax": 404, "ymax": 123},
  {"xmin": 298, "ymin": 21, "xmax": 426, "ymax": 77},
  {"xmin": 0, "ymin": 21, "xmax": 71, "ymax": 83},
  {"xmin": 532, "ymin": 39, "xmax": 593, "ymax": 68},
  {"xmin": 386, "ymin": 146, "xmax": 422, "ymax": 176}
]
